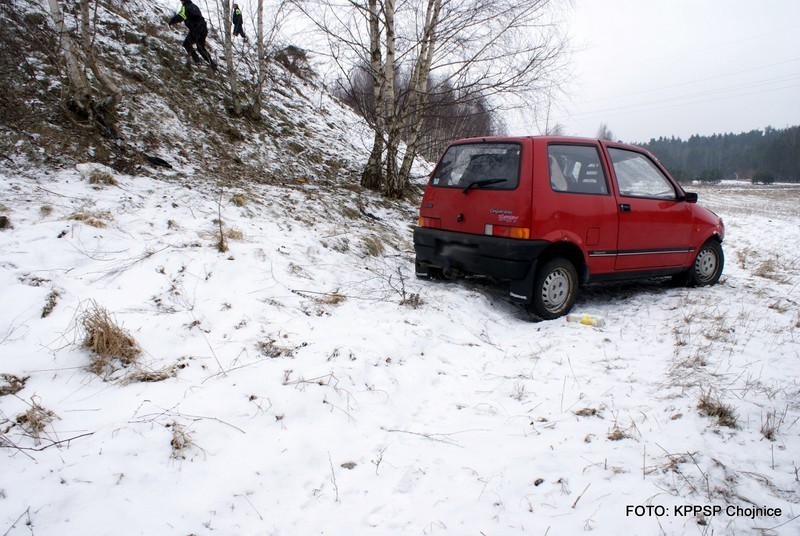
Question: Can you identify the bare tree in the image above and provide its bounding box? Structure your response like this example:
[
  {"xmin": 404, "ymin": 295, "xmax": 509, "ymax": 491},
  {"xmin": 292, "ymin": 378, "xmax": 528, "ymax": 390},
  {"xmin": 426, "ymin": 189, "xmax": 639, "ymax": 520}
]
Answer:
[
  {"xmin": 360, "ymin": 0, "xmax": 385, "ymax": 190},
  {"xmin": 211, "ymin": 0, "xmax": 287, "ymax": 118},
  {"xmin": 79, "ymin": 0, "xmax": 121, "ymax": 108},
  {"xmin": 395, "ymin": 0, "xmax": 442, "ymax": 192},
  {"xmin": 596, "ymin": 122, "xmax": 614, "ymax": 141},
  {"xmin": 46, "ymin": 0, "xmax": 122, "ymax": 130},
  {"xmin": 47, "ymin": 0, "xmax": 92, "ymax": 114},
  {"xmin": 546, "ymin": 123, "xmax": 566, "ymax": 136},
  {"xmin": 250, "ymin": 0, "xmax": 267, "ymax": 117},
  {"xmin": 219, "ymin": 0, "xmax": 242, "ymax": 115},
  {"xmin": 295, "ymin": 0, "xmax": 569, "ymax": 198}
]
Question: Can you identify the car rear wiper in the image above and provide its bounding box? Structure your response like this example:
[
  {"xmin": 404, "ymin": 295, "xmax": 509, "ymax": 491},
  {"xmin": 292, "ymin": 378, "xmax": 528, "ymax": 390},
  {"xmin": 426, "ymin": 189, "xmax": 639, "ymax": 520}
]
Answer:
[{"xmin": 462, "ymin": 178, "xmax": 508, "ymax": 194}]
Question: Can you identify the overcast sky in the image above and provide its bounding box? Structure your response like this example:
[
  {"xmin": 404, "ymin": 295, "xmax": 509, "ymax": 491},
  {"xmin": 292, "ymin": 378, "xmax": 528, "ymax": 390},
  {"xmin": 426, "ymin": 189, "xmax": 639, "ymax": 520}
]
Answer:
[{"xmin": 540, "ymin": 0, "xmax": 800, "ymax": 142}]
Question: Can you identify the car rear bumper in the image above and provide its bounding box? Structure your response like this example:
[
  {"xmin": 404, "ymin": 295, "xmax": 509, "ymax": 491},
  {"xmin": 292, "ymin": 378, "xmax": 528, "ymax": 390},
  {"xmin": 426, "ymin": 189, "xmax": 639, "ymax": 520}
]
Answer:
[{"xmin": 413, "ymin": 227, "xmax": 549, "ymax": 301}]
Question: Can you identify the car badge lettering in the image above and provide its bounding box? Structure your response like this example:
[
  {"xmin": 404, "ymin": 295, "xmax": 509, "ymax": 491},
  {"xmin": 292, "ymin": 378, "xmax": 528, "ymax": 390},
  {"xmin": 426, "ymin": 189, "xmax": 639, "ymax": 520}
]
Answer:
[{"xmin": 490, "ymin": 208, "xmax": 518, "ymax": 223}]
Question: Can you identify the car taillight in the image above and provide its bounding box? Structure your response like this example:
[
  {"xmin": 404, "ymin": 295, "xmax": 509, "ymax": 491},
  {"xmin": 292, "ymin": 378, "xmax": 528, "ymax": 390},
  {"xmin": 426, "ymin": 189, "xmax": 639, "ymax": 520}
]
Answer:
[
  {"xmin": 418, "ymin": 216, "xmax": 441, "ymax": 229},
  {"xmin": 484, "ymin": 224, "xmax": 530, "ymax": 239}
]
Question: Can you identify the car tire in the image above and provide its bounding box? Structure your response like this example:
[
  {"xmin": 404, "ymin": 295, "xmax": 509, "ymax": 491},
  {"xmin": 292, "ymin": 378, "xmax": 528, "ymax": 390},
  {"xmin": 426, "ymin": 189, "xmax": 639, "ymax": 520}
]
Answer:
[
  {"xmin": 688, "ymin": 240, "xmax": 724, "ymax": 287},
  {"xmin": 529, "ymin": 258, "xmax": 578, "ymax": 319}
]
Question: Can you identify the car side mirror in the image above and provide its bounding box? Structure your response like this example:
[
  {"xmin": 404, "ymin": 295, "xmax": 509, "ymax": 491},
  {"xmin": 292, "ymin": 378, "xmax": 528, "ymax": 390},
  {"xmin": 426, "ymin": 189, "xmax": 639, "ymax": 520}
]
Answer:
[{"xmin": 683, "ymin": 192, "xmax": 698, "ymax": 203}]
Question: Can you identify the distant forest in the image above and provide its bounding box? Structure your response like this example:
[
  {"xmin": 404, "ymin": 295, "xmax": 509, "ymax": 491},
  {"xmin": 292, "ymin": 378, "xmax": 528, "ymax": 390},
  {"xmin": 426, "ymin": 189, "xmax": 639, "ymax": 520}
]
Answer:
[{"xmin": 636, "ymin": 125, "xmax": 799, "ymax": 183}]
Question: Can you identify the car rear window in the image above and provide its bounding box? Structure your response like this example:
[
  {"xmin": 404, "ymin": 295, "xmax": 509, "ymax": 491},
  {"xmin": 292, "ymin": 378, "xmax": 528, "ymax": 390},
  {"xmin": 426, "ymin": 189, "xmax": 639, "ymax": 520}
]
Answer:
[{"xmin": 430, "ymin": 143, "xmax": 520, "ymax": 190}]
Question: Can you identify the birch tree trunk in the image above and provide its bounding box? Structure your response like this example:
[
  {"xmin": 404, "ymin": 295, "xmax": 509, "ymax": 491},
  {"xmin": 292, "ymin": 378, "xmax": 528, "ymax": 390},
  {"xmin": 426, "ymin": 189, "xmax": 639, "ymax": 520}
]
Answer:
[
  {"xmin": 250, "ymin": 0, "xmax": 266, "ymax": 117},
  {"xmin": 80, "ymin": 0, "xmax": 121, "ymax": 109},
  {"xmin": 47, "ymin": 0, "xmax": 92, "ymax": 114},
  {"xmin": 397, "ymin": 0, "xmax": 441, "ymax": 183},
  {"xmin": 220, "ymin": 0, "xmax": 241, "ymax": 115},
  {"xmin": 359, "ymin": 0, "xmax": 385, "ymax": 191},
  {"xmin": 382, "ymin": 0, "xmax": 404, "ymax": 198}
]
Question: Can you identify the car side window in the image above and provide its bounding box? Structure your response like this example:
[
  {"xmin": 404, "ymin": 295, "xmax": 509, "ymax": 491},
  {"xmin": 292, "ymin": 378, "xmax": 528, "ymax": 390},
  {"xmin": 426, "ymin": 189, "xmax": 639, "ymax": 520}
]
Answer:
[
  {"xmin": 608, "ymin": 148, "xmax": 676, "ymax": 199},
  {"xmin": 547, "ymin": 145, "xmax": 608, "ymax": 195}
]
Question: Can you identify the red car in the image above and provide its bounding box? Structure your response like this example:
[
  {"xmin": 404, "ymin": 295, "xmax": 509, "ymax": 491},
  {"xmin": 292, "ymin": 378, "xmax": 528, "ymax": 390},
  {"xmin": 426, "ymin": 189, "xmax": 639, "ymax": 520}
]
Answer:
[{"xmin": 414, "ymin": 136, "xmax": 725, "ymax": 319}]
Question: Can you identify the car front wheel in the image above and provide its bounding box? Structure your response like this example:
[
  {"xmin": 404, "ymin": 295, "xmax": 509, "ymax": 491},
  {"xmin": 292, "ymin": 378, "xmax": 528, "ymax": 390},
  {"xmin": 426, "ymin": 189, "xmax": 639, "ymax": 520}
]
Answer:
[
  {"xmin": 529, "ymin": 258, "xmax": 578, "ymax": 319},
  {"xmin": 689, "ymin": 240, "xmax": 724, "ymax": 286}
]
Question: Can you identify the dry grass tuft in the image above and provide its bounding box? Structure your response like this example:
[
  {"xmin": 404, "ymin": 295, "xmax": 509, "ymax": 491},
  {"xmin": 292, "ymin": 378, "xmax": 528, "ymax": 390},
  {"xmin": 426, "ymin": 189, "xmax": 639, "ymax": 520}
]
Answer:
[
  {"xmin": 317, "ymin": 292, "xmax": 346, "ymax": 305},
  {"xmin": 257, "ymin": 339, "xmax": 296, "ymax": 358},
  {"xmin": 168, "ymin": 422, "xmax": 192, "ymax": 459},
  {"xmin": 698, "ymin": 390, "xmax": 738, "ymax": 428},
  {"xmin": 15, "ymin": 397, "xmax": 56, "ymax": 445},
  {"xmin": 0, "ymin": 374, "xmax": 28, "ymax": 396},
  {"xmin": 341, "ymin": 206, "xmax": 361, "ymax": 220},
  {"xmin": 225, "ymin": 227, "xmax": 244, "ymax": 241},
  {"xmin": 760, "ymin": 409, "xmax": 786, "ymax": 441},
  {"xmin": 207, "ymin": 219, "xmax": 240, "ymax": 252},
  {"xmin": 69, "ymin": 210, "xmax": 111, "ymax": 228},
  {"xmin": 662, "ymin": 454, "xmax": 688, "ymax": 474},
  {"xmin": 119, "ymin": 364, "xmax": 181, "ymax": 385},
  {"xmin": 753, "ymin": 257, "xmax": 786, "ymax": 282},
  {"xmin": 736, "ymin": 247, "xmax": 752, "ymax": 269},
  {"xmin": 88, "ymin": 169, "xmax": 118, "ymax": 186},
  {"xmin": 81, "ymin": 302, "xmax": 141, "ymax": 375},
  {"xmin": 41, "ymin": 289, "xmax": 60, "ymax": 318},
  {"xmin": 607, "ymin": 427, "xmax": 629, "ymax": 441},
  {"xmin": 399, "ymin": 293, "xmax": 423, "ymax": 308},
  {"xmin": 288, "ymin": 262, "xmax": 310, "ymax": 278},
  {"xmin": 364, "ymin": 235, "xmax": 385, "ymax": 257}
]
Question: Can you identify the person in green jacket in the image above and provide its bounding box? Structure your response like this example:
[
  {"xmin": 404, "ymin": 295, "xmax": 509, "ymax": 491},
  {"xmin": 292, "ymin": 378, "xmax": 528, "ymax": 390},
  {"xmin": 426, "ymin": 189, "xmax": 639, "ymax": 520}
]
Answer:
[
  {"xmin": 168, "ymin": 0, "xmax": 215, "ymax": 67},
  {"xmin": 232, "ymin": 4, "xmax": 247, "ymax": 41}
]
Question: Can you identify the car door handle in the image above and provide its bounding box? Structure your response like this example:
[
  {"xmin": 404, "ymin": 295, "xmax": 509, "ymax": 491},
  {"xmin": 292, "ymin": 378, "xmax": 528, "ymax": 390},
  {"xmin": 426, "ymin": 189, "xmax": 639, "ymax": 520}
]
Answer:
[{"xmin": 619, "ymin": 203, "xmax": 631, "ymax": 212}]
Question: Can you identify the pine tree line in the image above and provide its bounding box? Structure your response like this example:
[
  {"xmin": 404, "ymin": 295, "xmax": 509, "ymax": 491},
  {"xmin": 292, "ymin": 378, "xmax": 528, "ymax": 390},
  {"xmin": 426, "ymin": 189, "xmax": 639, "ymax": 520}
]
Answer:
[{"xmin": 639, "ymin": 126, "xmax": 800, "ymax": 183}]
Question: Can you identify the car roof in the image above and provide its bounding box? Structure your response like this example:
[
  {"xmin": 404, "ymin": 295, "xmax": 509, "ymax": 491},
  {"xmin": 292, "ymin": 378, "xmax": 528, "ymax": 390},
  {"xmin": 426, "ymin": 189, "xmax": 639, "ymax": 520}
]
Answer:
[{"xmin": 449, "ymin": 136, "xmax": 644, "ymax": 151}]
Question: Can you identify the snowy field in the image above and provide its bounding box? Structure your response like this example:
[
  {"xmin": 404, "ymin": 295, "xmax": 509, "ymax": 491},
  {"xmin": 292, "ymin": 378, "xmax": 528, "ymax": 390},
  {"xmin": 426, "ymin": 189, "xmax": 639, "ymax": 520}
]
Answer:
[{"xmin": 1, "ymin": 170, "xmax": 798, "ymax": 535}]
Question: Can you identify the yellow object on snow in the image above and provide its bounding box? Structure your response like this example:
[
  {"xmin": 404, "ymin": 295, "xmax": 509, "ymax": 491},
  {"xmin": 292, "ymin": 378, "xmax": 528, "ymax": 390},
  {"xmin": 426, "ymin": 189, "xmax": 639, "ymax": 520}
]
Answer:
[{"xmin": 565, "ymin": 313, "xmax": 605, "ymax": 327}]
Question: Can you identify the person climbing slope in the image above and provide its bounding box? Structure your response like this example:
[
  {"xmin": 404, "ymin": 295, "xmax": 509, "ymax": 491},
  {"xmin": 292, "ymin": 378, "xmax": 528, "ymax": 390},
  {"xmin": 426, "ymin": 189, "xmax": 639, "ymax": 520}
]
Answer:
[
  {"xmin": 168, "ymin": 0, "xmax": 215, "ymax": 68},
  {"xmin": 232, "ymin": 4, "xmax": 248, "ymax": 41}
]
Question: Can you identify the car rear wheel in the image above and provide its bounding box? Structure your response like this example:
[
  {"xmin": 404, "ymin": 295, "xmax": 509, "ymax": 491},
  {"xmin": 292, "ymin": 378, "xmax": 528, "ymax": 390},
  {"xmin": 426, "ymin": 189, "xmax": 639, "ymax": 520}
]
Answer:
[
  {"xmin": 688, "ymin": 240, "xmax": 724, "ymax": 286},
  {"xmin": 529, "ymin": 258, "xmax": 578, "ymax": 319}
]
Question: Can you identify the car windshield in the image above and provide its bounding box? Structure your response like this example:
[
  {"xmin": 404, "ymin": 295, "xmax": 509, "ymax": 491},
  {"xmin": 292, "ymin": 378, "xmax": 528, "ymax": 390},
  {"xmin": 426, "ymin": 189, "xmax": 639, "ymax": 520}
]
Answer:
[{"xmin": 430, "ymin": 143, "xmax": 520, "ymax": 190}]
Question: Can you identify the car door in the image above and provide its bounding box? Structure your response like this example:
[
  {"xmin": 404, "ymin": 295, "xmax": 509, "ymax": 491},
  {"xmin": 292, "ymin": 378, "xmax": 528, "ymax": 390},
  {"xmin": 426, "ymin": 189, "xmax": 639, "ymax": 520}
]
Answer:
[
  {"xmin": 542, "ymin": 143, "xmax": 619, "ymax": 276},
  {"xmin": 606, "ymin": 146, "xmax": 693, "ymax": 271}
]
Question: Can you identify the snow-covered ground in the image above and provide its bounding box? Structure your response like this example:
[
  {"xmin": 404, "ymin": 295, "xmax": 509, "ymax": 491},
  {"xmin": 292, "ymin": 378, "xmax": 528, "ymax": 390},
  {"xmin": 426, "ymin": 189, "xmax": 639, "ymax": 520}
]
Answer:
[
  {"xmin": 4, "ymin": 0, "xmax": 797, "ymax": 533},
  {"xmin": 1, "ymin": 165, "xmax": 798, "ymax": 534}
]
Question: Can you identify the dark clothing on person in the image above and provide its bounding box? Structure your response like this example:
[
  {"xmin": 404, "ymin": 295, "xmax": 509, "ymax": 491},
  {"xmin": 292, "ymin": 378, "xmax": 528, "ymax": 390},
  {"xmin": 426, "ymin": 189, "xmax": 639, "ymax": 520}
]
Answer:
[
  {"xmin": 169, "ymin": 0, "xmax": 214, "ymax": 66},
  {"xmin": 232, "ymin": 5, "xmax": 247, "ymax": 40}
]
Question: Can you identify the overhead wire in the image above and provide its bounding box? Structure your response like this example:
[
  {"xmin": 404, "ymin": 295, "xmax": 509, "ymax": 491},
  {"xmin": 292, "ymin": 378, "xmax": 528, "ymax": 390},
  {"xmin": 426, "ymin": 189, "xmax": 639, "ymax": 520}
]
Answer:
[
  {"xmin": 581, "ymin": 58, "xmax": 800, "ymax": 103},
  {"xmin": 559, "ymin": 26, "xmax": 800, "ymax": 126},
  {"xmin": 569, "ymin": 73, "xmax": 800, "ymax": 117},
  {"xmin": 561, "ymin": 83, "xmax": 800, "ymax": 123}
]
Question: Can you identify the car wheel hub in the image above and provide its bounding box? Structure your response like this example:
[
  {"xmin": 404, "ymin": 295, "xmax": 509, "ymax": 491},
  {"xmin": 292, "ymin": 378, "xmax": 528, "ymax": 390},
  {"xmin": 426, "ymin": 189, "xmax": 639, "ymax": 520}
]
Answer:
[
  {"xmin": 541, "ymin": 269, "xmax": 570, "ymax": 311},
  {"xmin": 695, "ymin": 248, "xmax": 717, "ymax": 282}
]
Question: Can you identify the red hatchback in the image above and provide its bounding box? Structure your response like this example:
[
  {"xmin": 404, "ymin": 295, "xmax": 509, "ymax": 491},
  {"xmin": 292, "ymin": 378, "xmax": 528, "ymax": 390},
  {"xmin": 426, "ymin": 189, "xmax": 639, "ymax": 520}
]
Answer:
[{"xmin": 414, "ymin": 136, "xmax": 725, "ymax": 319}]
